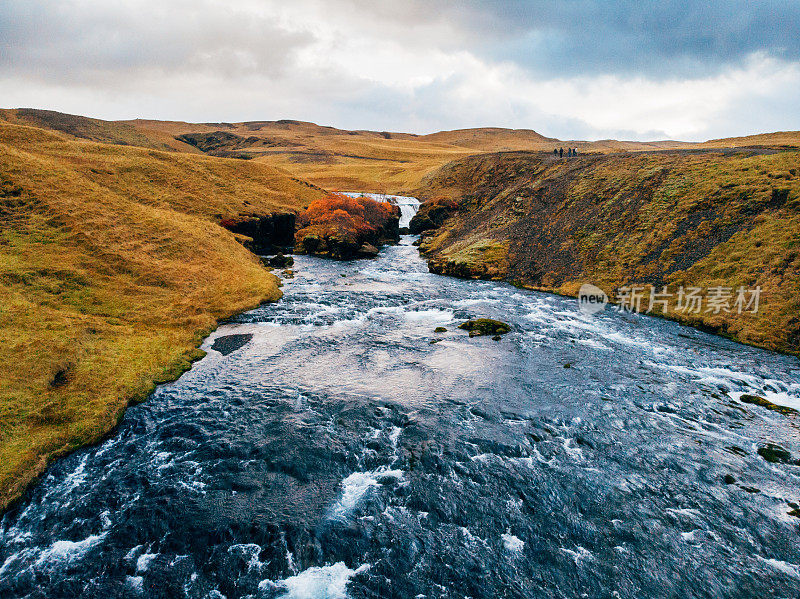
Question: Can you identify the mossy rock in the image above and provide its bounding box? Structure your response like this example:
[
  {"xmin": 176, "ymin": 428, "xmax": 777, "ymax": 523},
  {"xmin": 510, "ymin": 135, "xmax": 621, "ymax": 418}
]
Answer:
[
  {"xmin": 458, "ymin": 318, "xmax": 511, "ymax": 337},
  {"xmin": 739, "ymin": 393, "xmax": 798, "ymax": 416},
  {"xmin": 434, "ymin": 326, "xmax": 447, "ymax": 333}
]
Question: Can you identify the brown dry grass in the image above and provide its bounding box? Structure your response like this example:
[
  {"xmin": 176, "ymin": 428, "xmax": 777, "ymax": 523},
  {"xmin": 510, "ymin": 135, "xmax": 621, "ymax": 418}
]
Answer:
[
  {"xmin": 0, "ymin": 122, "xmax": 324, "ymax": 511},
  {"xmin": 5, "ymin": 109, "xmax": 799, "ymax": 196}
]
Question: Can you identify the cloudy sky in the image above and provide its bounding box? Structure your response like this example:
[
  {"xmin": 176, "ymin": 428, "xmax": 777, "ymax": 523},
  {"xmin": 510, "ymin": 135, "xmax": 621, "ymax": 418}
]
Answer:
[{"xmin": 1, "ymin": 0, "xmax": 798, "ymax": 140}]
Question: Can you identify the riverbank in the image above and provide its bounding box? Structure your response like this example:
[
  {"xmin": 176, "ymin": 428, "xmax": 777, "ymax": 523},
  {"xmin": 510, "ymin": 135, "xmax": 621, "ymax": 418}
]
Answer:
[
  {"xmin": 412, "ymin": 149, "xmax": 800, "ymax": 356},
  {"xmin": 0, "ymin": 122, "xmax": 325, "ymax": 512}
]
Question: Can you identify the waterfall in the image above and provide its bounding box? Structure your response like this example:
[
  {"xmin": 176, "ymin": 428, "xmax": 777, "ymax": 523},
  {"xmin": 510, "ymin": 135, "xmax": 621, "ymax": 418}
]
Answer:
[{"xmin": 342, "ymin": 192, "xmax": 421, "ymax": 229}]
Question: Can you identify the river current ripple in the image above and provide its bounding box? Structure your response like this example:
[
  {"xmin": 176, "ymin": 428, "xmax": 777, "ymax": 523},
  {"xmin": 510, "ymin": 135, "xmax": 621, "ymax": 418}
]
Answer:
[{"xmin": 2, "ymin": 235, "xmax": 800, "ymax": 598}]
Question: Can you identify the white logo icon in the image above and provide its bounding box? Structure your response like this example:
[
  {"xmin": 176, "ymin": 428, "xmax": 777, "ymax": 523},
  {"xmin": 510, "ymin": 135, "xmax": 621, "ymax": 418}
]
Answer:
[{"xmin": 578, "ymin": 284, "xmax": 608, "ymax": 315}]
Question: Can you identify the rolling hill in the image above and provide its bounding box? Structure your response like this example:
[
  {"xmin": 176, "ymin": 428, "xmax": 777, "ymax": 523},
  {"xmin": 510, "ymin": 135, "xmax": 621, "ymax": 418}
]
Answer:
[
  {"xmin": 0, "ymin": 120, "xmax": 325, "ymax": 511},
  {"xmin": 5, "ymin": 108, "xmax": 798, "ymax": 195}
]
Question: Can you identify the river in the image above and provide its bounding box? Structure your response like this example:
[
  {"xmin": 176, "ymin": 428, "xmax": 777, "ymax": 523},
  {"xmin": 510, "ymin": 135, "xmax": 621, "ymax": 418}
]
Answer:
[{"xmin": 2, "ymin": 223, "xmax": 800, "ymax": 597}]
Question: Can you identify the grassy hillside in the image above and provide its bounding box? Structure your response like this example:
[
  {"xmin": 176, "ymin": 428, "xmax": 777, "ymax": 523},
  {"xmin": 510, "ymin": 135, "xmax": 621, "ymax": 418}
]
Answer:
[
  {"xmin": 418, "ymin": 127, "xmax": 557, "ymax": 150},
  {"xmin": 124, "ymin": 119, "xmax": 800, "ymax": 194},
  {"xmin": 4, "ymin": 109, "xmax": 800, "ymax": 196},
  {"xmin": 413, "ymin": 149, "xmax": 800, "ymax": 355},
  {"xmin": 0, "ymin": 122, "xmax": 325, "ymax": 511},
  {"xmin": 0, "ymin": 109, "xmax": 174, "ymax": 151},
  {"xmin": 126, "ymin": 117, "xmax": 475, "ymax": 193}
]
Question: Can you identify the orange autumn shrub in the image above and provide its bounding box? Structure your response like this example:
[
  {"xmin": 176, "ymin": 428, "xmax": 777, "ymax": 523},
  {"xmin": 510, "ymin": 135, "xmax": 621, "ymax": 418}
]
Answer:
[{"xmin": 295, "ymin": 193, "xmax": 400, "ymax": 259}]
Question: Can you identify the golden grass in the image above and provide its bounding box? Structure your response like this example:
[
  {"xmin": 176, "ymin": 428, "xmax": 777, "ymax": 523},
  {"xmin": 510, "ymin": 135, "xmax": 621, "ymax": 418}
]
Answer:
[
  {"xmin": 119, "ymin": 116, "xmax": 475, "ymax": 193},
  {"xmin": 419, "ymin": 150, "xmax": 800, "ymax": 354},
  {"xmin": 0, "ymin": 122, "xmax": 325, "ymax": 510},
  {"xmin": 0, "ymin": 108, "xmax": 172, "ymax": 151},
  {"xmin": 259, "ymin": 153, "xmax": 469, "ymax": 195},
  {"xmin": 7, "ymin": 109, "xmax": 799, "ymax": 197}
]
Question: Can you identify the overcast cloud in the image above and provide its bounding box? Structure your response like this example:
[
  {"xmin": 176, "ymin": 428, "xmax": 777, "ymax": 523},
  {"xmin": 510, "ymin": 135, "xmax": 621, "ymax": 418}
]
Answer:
[{"xmin": 0, "ymin": 0, "xmax": 797, "ymax": 140}]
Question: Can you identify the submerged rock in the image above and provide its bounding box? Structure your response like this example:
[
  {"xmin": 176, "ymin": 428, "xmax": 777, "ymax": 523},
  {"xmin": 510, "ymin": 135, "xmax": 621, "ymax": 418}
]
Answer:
[
  {"xmin": 458, "ymin": 318, "xmax": 511, "ymax": 337},
  {"xmin": 757, "ymin": 443, "xmax": 791, "ymax": 464}
]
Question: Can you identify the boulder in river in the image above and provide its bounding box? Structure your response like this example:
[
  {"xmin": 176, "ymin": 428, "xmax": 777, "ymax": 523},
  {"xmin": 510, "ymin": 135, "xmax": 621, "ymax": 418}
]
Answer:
[
  {"xmin": 357, "ymin": 243, "xmax": 380, "ymax": 257},
  {"xmin": 211, "ymin": 333, "xmax": 253, "ymax": 356},
  {"xmin": 458, "ymin": 318, "xmax": 511, "ymax": 337},
  {"xmin": 739, "ymin": 393, "xmax": 797, "ymax": 416},
  {"xmin": 265, "ymin": 253, "xmax": 294, "ymax": 268}
]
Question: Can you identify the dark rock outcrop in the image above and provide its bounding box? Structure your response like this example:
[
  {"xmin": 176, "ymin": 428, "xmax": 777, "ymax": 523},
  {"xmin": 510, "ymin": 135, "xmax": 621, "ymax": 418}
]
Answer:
[
  {"xmin": 409, "ymin": 196, "xmax": 460, "ymax": 234},
  {"xmin": 220, "ymin": 213, "xmax": 296, "ymax": 254}
]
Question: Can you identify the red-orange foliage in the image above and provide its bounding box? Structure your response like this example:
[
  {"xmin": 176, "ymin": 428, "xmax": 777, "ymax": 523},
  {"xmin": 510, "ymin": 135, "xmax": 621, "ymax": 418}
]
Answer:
[
  {"xmin": 295, "ymin": 193, "xmax": 400, "ymax": 258},
  {"xmin": 297, "ymin": 193, "xmax": 398, "ymax": 236}
]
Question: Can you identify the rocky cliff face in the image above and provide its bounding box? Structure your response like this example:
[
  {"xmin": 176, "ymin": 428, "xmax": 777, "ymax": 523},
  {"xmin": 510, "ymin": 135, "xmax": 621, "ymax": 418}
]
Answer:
[
  {"xmin": 412, "ymin": 150, "xmax": 800, "ymax": 355},
  {"xmin": 219, "ymin": 213, "xmax": 297, "ymax": 254}
]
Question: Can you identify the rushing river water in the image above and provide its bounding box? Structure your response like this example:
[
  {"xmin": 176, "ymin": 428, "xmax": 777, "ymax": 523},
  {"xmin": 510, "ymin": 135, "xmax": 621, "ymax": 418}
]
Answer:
[{"xmin": 3, "ymin": 231, "xmax": 800, "ymax": 598}]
